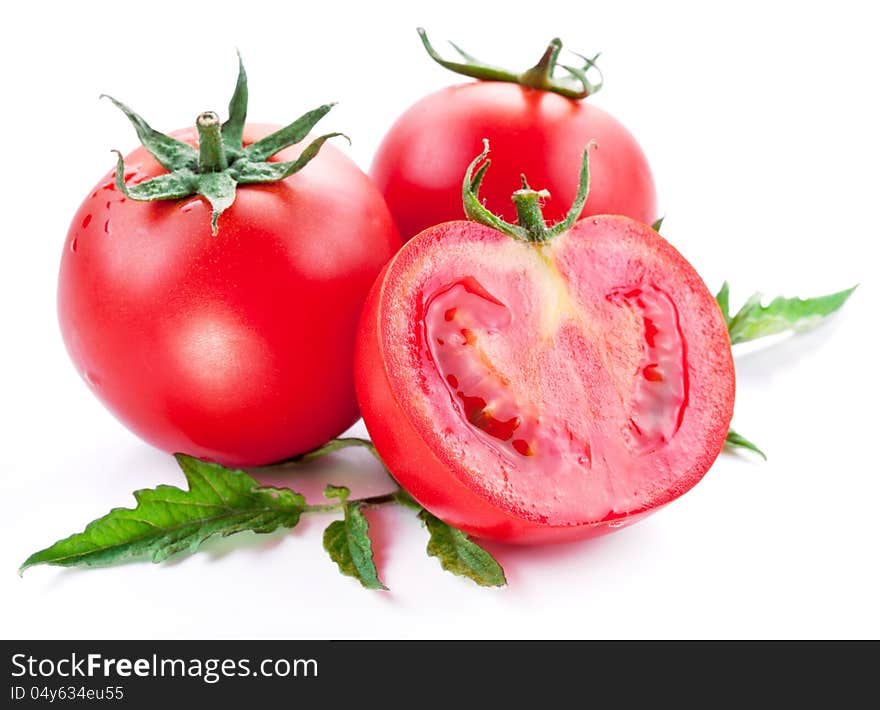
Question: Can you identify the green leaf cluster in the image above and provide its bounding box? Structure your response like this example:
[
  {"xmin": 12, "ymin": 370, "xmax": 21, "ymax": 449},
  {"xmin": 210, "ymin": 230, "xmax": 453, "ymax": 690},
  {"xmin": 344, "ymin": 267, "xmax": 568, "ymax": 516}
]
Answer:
[
  {"xmin": 105, "ymin": 54, "xmax": 344, "ymax": 234},
  {"xmin": 717, "ymin": 281, "xmax": 855, "ymax": 460},
  {"xmin": 22, "ymin": 450, "xmax": 506, "ymax": 591}
]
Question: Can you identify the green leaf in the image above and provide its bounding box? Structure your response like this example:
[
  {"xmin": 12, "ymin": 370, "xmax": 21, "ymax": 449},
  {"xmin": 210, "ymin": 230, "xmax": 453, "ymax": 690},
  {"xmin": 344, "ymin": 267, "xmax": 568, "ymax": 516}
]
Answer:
[
  {"xmin": 392, "ymin": 489, "xmax": 422, "ymax": 511},
  {"xmin": 233, "ymin": 133, "xmax": 347, "ymax": 184},
  {"xmin": 547, "ymin": 141, "xmax": 593, "ymax": 237},
  {"xmin": 197, "ymin": 172, "xmax": 238, "ymax": 235},
  {"xmin": 726, "ymin": 429, "xmax": 767, "ymax": 460},
  {"xmin": 651, "ymin": 216, "xmax": 664, "ymax": 233},
  {"xmin": 716, "ymin": 281, "xmax": 731, "ymax": 327},
  {"xmin": 102, "ymin": 95, "xmax": 198, "ymax": 171},
  {"xmin": 462, "ymin": 140, "xmax": 529, "ymax": 241},
  {"xmin": 417, "ymin": 28, "xmax": 518, "ymax": 85},
  {"xmin": 323, "ymin": 484, "xmax": 350, "ymax": 502},
  {"xmin": 419, "ymin": 510, "xmax": 506, "ymax": 587},
  {"xmin": 20, "ymin": 455, "xmax": 306, "ymax": 572},
  {"xmin": 221, "ymin": 51, "xmax": 248, "ymax": 155},
  {"xmin": 112, "ymin": 151, "xmax": 197, "ymax": 201},
  {"xmin": 244, "ymin": 104, "xmax": 337, "ymax": 162},
  {"xmin": 727, "ymin": 286, "xmax": 856, "ymax": 345},
  {"xmin": 323, "ymin": 504, "xmax": 386, "ymax": 590},
  {"xmin": 293, "ymin": 437, "xmax": 380, "ymax": 464}
]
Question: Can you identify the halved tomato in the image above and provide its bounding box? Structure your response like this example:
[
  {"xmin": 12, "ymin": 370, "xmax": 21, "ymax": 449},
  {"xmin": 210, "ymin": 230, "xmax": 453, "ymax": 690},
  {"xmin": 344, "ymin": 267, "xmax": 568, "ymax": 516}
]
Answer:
[{"xmin": 355, "ymin": 144, "xmax": 734, "ymax": 543}]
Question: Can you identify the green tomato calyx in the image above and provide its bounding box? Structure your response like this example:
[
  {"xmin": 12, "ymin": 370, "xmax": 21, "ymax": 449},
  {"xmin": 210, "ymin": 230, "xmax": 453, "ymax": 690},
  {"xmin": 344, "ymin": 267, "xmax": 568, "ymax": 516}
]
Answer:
[
  {"xmin": 462, "ymin": 139, "xmax": 594, "ymax": 243},
  {"xmin": 105, "ymin": 52, "xmax": 347, "ymax": 235},
  {"xmin": 417, "ymin": 28, "xmax": 602, "ymax": 100}
]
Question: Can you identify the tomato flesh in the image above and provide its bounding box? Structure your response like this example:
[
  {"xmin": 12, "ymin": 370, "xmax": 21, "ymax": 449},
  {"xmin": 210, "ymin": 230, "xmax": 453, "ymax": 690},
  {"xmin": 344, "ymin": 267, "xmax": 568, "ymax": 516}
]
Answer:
[
  {"xmin": 607, "ymin": 286, "xmax": 688, "ymax": 454},
  {"xmin": 356, "ymin": 217, "xmax": 734, "ymax": 543}
]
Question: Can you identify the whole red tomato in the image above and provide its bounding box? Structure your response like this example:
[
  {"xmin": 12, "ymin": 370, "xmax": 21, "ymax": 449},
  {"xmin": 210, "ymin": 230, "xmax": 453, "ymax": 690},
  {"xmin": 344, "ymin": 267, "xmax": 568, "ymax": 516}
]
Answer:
[
  {"xmin": 59, "ymin": 61, "xmax": 400, "ymax": 467},
  {"xmin": 356, "ymin": 143, "xmax": 733, "ymax": 543},
  {"xmin": 371, "ymin": 30, "xmax": 657, "ymax": 239}
]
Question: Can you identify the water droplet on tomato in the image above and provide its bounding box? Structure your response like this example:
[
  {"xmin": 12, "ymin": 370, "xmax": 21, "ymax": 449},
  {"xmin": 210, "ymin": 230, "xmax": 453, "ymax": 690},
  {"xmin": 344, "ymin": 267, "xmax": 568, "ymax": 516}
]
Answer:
[
  {"xmin": 81, "ymin": 214, "xmax": 92, "ymax": 229},
  {"xmin": 180, "ymin": 198, "xmax": 200, "ymax": 213},
  {"xmin": 83, "ymin": 371, "xmax": 101, "ymax": 388},
  {"xmin": 70, "ymin": 238, "xmax": 78, "ymax": 253},
  {"xmin": 104, "ymin": 220, "xmax": 111, "ymax": 234}
]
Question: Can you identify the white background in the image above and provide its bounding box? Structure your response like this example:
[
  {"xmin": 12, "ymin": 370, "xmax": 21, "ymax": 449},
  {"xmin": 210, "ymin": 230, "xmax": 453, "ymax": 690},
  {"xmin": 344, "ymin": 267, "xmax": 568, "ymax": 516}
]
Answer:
[{"xmin": 1, "ymin": 1, "xmax": 877, "ymax": 639}]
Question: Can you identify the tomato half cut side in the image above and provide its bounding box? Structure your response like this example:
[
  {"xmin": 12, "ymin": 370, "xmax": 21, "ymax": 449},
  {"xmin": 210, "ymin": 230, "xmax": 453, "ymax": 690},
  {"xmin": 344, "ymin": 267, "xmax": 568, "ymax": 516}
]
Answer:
[{"xmin": 356, "ymin": 217, "xmax": 735, "ymax": 544}]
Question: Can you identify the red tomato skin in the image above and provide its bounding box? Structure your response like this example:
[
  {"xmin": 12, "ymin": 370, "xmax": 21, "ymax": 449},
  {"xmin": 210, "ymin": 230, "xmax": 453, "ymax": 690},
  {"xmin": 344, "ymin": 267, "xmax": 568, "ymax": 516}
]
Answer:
[
  {"xmin": 370, "ymin": 82, "xmax": 657, "ymax": 240},
  {"xmin": 59, "ymin": 124, "xmax": 401, "ymax": 466},
  {"xmin": 355, "ymin": 217, "xmax": 734, "ymax": 544}
]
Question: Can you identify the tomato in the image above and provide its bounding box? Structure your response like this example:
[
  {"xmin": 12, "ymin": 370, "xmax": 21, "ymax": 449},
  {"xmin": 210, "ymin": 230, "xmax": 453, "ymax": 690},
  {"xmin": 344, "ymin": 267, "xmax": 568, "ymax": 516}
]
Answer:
[
  {"xmin": 59, "ymin": 65, "xmax": 400, "ymax": 467},
  {"xmin": 370, "ymin": 31, "xmax": 656, "ymax": 239},
  {"xmin": 355, "ymin": 145, "xmax": 733, "ymax": 543}
]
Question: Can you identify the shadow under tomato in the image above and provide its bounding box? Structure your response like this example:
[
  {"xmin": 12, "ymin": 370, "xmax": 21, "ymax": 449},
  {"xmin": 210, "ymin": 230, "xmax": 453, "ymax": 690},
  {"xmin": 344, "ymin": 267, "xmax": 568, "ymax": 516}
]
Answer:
[
  {"xmin": 475, "ymin": 519, "xmax": 661, "ymax": 587},
  {"xmin": 248, "ymin": 446, "xmax": 394, "ymax": 504}
]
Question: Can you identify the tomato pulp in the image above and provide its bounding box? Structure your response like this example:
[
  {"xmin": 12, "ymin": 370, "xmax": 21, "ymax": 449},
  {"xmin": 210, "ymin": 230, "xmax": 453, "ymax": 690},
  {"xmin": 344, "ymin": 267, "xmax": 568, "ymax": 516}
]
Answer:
[
  {"xmin": 59, "ymin": 124, "xmax": 400, "ymax": 466},
  {"xmin": 356, "ymin": 217, "xmax": 734, "ymax": 543},
  {"xmin": 371, "ymin": 82, "xmax": 656, "ymax": 239}
]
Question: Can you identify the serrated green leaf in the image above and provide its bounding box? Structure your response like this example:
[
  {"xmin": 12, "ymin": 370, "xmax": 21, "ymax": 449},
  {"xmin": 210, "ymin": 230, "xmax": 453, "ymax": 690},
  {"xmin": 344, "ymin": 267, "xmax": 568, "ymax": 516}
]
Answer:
[
  {"xmin": 323, "ymin": 504, "xmax": 386, "ymax": 590},
  {"xmin": 727, "ymin": 286, "xmax": 856, "ymax": 345},
  {"xmin": 716, "ymin": 281, "xmax": 731, "ymax": 327},
  {"xmin": 20, "ymin": 455, "xmax": 306, "ymax": 571},
  {"xmin": 324, "ymin": 484, "xmax": 350, "ymax": 502},
  {"xmin": 725, "ymin": 429, "xmax": 767, "ymax": 460},
  {"xmin": 419, "ymin": 510, "xmax": 506, "ymax": 587}
]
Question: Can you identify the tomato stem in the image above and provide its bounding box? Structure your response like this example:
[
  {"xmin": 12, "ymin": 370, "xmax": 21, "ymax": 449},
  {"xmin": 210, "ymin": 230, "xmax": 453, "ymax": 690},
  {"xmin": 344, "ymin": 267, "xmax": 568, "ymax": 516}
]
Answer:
[
  {"xmin": 196, "ymin": 111, "xmax": 228, "ymax": 172},
  {"xmin": 519, "ymin": 39, "xmax": 563, "ymax": 92},
  {"xmin": 511, "ymin": 177, "xmax": 552, "ymax": 242},
  {"xmin": 303, "ymin": 492, "xmax": 400, "ymax": 514},
  {"xmin": 253, "ymin": 437, "xmax": 410, "ymax": 513}
]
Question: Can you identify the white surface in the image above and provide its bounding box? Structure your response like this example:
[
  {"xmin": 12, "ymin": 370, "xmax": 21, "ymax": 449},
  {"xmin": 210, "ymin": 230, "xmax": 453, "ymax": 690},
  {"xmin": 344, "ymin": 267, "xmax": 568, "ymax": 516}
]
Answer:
[{"xmin": 1, "ymin": 0, "xmax": 878, "ymax": 640}]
